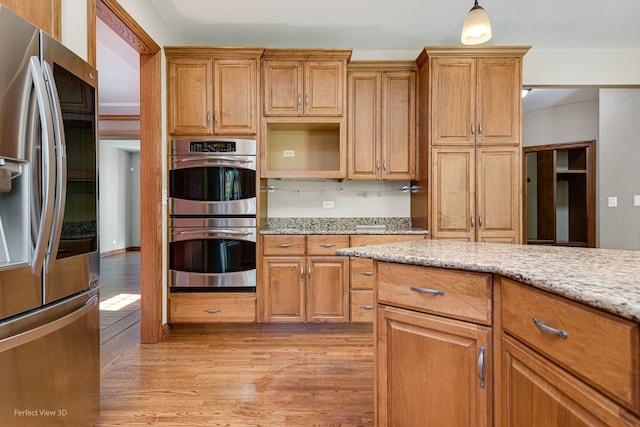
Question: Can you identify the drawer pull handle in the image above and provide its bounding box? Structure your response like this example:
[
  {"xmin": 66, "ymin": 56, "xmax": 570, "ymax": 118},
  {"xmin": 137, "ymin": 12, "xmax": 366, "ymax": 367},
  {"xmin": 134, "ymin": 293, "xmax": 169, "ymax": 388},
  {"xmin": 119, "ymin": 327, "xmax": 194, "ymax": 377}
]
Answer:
[
  {"xmin": 477, "ymin": 346, "xmax": 486, "ymax": 388},
  {"xmin": 276, "ymin": 243, "xmax": 293, "ymax": 247},
  {"xmin": 204, "ymin": 309, "xmax": 221, "ymax": 314},
  {"xmin": 360, "ymin": 305, "xmax": 374, "ymax": 310},
  {"xmin": 533, "ymin": 317, "xmax": 568, "ymax": 338},
  {"xmin": 359, "ymin": 271, "xmax": 374, "ymax": 276},
  {"xmin": 319, "ymin": 244, "xmax": 336, "ymax": 248},
  {"xmin": 410, "ymin": 285, "xmax": 444, "ymax": 296}
]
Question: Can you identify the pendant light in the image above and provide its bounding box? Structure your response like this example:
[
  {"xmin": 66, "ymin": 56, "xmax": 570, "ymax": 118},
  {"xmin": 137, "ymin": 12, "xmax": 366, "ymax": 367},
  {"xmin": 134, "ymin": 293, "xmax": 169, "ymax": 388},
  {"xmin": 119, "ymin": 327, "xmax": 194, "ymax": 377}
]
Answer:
[{"xmin": 461, "ymin": 0, "xmax": 492, "ymax": 45}]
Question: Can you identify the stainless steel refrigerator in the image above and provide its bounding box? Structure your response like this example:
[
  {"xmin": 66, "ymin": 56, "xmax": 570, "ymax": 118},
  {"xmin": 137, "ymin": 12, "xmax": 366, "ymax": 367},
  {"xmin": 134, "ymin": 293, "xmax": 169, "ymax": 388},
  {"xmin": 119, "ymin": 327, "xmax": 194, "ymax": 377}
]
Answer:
[{"xmin": 0, "ymin": 6, "xmax": 100, "ymax": 426}]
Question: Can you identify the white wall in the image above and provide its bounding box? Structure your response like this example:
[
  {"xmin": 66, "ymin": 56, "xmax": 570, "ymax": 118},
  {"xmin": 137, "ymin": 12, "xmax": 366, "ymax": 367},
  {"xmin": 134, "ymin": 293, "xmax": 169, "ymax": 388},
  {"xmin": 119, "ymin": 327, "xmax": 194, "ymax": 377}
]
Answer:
[
  {"xmin": 266, "ymin": 180, "xmax": 411, "ymax": 218},
  {"xmin": 98, "ymin": 144, "xmax": 140, "ymax": 252},
  {"xmin": 598, "ymin": 89, "xmax": 640, "ymax": 250},
  {"xmin": 98, "ymin": 143, "xmax": 130, "ymax": 252}
]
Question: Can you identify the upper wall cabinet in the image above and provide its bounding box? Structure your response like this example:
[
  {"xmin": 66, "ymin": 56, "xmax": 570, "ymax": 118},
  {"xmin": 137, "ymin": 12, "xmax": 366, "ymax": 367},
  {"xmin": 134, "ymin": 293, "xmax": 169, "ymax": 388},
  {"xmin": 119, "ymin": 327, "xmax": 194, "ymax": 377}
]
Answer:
[
  {"xmin": 166, "ymin": 47, "xmax": 264, "ymax": 136},
  {"xmin": 427, "ymin": 48, "xmax": 527, "ymax": 146},
  {"xmin": 1, "ymin": 0, "xmax": 61, "ymax": 40},
  {"xmin": 262, "ymin": 49, "xmax": 352, "ymax": 117},
  {"xmin": 347, "ymin": 61, "xmax": 416, "ymax": 180}
]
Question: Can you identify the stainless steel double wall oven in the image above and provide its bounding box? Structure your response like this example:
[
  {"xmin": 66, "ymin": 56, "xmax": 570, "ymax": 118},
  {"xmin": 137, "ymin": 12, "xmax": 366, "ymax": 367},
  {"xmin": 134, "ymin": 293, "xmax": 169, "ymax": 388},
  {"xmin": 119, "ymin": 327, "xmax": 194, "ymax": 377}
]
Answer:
[{"xmin": 169, "ymin": 138, "xmax": 257, "ymax": 292}]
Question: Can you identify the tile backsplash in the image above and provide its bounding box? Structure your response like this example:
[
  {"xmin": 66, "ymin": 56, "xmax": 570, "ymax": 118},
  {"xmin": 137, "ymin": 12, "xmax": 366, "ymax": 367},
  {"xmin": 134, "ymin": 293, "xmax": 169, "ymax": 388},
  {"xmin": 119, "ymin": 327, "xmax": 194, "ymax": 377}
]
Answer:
[{"xmin": 265, "ymin": 179, "xmax": 411, "ymax": 218}]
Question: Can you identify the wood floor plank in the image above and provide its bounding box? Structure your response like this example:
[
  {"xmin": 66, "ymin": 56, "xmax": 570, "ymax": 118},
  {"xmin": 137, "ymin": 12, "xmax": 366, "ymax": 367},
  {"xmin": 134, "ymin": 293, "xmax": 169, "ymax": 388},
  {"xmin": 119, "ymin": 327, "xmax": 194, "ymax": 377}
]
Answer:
[
  {"xmin": 98, "ymin": 254, "xmax": 374, "ymax": 426},
  {"xmin": 97, "ymin": 324, "xmax": 374, "ymax": 426}
]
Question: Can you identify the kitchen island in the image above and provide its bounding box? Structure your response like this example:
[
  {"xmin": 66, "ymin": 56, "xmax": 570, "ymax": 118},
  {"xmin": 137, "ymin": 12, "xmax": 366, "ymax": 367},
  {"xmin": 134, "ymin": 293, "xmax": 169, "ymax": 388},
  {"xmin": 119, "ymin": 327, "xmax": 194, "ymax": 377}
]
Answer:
[{"xmin": 337, "ymin": 239, "xmax": 640, "ymax": 426}]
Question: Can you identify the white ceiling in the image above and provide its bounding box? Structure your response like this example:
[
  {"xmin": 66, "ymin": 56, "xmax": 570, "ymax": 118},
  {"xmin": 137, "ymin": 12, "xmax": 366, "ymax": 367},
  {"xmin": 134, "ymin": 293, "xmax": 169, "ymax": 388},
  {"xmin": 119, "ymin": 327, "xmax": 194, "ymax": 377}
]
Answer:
[
  {"xmin": 148, "ymin": 0, "xmax": 640, "ymax": 50},
  {"xmin": 96, "ymin": 0, "xmax": 637, "ymax": 127}
]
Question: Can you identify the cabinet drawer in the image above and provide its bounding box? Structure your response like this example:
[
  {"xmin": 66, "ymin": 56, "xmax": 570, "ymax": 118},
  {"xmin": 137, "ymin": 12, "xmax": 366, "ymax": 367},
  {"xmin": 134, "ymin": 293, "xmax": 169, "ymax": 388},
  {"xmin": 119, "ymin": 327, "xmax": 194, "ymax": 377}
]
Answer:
[
  {"xmin": 377, "ymin": 262, "xmax": 492, "ymax": 325},
  {"xmin": 501, "ymin": 278, "xmax": 640, "ymax": 414},
  {"xmin": 349, "ymin": 234, "xmax": 425, "ymax": 247},
  {"xmin": 306, "ymin": 235, "xmax": 349, "ymax": 255},
  {"xmin": 350, "ymin": 290, "xmax": 374, "ymax": 323},
  {"xmin": 169, "ymin": 293, "xmax": 256, "ymax": 323},
  {"xmin": 263, "ymin": 235, "xmax": 306, "ymax": 255},
  {"xmin": 350, "ymin": 258, "xmax": 375, "ymax": 289}
]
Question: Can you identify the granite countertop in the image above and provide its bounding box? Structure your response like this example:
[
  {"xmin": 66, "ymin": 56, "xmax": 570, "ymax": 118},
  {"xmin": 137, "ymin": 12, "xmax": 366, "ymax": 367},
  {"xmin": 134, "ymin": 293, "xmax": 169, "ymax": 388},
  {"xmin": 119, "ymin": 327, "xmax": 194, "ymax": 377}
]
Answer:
[
  {"xmin": 260, "ymin": 217, "xmax": 429, "ymax": 235},
  {"xmin": 336, "ymin": 239, "xmax": 640, "ymax": 322}
]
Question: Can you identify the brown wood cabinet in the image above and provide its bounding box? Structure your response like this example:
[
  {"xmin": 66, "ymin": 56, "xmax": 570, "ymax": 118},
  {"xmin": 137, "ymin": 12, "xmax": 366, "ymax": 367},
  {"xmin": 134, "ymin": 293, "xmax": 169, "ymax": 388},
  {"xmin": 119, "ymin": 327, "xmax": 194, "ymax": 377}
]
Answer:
[
  {"xmin": 166, "ymin": 47, "xmax": 263, "ymax": 136},
  {"xmin": 262, "ymin": 235, "xmax": 349, "ymax": 323},
  {"xmin": 1, "ymin": 0, "xmax": 60, "ymax": 40},
  {"xmin": 430, "ymin": 54, "xmax": 523, "ymax": 147},
  {"xmin": 413, "ymin": 47, "xmax": 529, "ymax": 243},
  {"xmin": 500, "ymin": 278, "xmax": 640, "ymax": 425},
  {"xmin": 431, "ymin": 145, "xmax": 520, "ymax": 242},
  {"xmin": 262, "ymin": 49, "xmax": 351, "ymax": 117},
  {"xmin": 375, "ymin": 262, "xmax": 493, "ymax": 426},
  {"xmin": 168, "ymin": 292, "xmax": 257, "ymax": 323},
  {"xmin": 347, "ymin": 62, "xmax": 416, "ymax": 180},
  {"xmin": 348, "ymin": 234, "xmax": 426, "ymax": 323}
]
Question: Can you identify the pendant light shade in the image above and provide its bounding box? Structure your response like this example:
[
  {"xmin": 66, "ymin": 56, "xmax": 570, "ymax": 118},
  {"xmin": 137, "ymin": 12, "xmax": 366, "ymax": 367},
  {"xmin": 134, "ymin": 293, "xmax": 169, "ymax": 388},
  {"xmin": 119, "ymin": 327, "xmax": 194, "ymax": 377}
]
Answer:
[{"xmin": 461, "ymin": 0, "xmax": 492, "ymax": 45}]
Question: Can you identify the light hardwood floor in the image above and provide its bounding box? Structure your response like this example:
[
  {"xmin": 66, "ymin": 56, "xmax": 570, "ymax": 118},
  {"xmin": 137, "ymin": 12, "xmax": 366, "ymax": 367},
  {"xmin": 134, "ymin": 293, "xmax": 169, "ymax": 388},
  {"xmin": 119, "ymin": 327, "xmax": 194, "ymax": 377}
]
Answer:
[{"xmin": 97, "ymin": 253, "xmax": 375, "ymax": 426}]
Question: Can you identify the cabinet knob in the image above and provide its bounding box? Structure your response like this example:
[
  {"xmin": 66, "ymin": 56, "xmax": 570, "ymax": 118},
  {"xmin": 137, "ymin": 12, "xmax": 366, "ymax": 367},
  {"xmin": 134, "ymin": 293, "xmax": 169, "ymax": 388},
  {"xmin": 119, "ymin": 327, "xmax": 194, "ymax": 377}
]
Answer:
[
  {"xmin": 359, "ymin": 305, "xmax": 374, "ymax": 310},
  {"xmin": 319, "ymin": 243, "xmax": 336, "ymax": 248},
  {"xmin": 359, "ymin": 271, "xmax": 374, "ymax": 276},
  {"xmin": 297, "ymin": 94, "xmax": 302, "ymax": 108},
  {"xmin": 204, "ymin": 309, "xmax": 221, "ymax": 314},
  {"xmin": 471, "ymin": 121, "xmax": 475, "ymax": 136}
]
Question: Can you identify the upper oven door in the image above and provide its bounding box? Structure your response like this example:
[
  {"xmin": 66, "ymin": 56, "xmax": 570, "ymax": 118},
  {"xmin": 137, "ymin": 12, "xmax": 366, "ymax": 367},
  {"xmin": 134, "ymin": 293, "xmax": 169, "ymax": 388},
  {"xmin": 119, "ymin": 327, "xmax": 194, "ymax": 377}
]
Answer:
[{"xmin": 169, "ymin": 139, "xmax": 257, "ymax": 216}]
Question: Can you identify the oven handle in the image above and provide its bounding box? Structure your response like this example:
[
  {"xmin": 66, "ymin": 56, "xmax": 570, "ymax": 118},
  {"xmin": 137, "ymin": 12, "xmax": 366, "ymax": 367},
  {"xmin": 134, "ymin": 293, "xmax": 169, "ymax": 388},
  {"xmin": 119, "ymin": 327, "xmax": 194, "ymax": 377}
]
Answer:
[
  {"xmin": 172, "ymin": 229, "xmax": 254, "ymax": 237},
  {"xmin": 173, "ymin": 156, "xmax": 254, "ymax": 164}
]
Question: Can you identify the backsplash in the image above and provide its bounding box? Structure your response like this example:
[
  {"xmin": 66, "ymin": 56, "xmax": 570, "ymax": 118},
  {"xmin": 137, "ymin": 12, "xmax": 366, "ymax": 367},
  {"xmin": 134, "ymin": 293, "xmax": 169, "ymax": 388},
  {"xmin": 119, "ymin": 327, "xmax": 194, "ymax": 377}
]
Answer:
[{"xmin": 264, "ymin": 179, "xmax": 411, "ymax": 218}]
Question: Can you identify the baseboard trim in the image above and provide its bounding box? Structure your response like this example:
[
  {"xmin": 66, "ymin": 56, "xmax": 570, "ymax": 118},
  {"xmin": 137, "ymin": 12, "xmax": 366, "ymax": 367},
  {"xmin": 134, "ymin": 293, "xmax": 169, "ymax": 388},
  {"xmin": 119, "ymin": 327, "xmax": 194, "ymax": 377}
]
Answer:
[{"xmin": 101, "ymin": 247, "xmax": 141, "ymax": 257}]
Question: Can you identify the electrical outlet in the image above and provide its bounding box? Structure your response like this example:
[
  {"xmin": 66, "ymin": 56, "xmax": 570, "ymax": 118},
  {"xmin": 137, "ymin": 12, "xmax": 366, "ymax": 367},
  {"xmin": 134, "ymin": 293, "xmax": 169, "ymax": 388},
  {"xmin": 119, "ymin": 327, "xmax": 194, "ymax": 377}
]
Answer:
[
  {"xmin": 322, "ymin": 201, "xmax": 335, "ymax": 209},
  {"xmin": 283, "ymin": 150, "xmax": 295, "ymax": 157},
  {"xmin": 608, "ymin": 196, "xmax": 618, "ymax": 208}
]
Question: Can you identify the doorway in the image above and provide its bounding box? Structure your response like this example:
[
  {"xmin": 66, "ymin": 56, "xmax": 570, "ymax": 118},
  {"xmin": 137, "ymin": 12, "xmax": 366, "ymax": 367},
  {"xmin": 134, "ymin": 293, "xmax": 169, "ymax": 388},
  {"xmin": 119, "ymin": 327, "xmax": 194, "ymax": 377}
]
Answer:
[{"xmin": 93, "ymin": 0, "xmax": 162, "ymax": 343}]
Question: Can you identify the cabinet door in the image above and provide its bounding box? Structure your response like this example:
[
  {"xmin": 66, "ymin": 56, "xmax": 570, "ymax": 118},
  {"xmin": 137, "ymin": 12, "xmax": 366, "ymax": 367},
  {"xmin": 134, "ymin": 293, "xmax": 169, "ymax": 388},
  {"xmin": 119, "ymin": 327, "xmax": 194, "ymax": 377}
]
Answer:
[
  {"xmin": 2, "ymin": 0, "xmax": 60, "ymax": 40},
  {"xmin": 377, "ymin": 305, "xmax": 491, "ymax": 427},
  {"xmin": 431, "ymin": 58, "xmax": 476, "ymax": 146},
  {"xmin": 381, "ymin": 71, "xmax": 416, "ymax": 180},
  {"xmin": 168, "ymin": 57, "xmax": 213, "ymax": 135},
  {"xmin": 263, "ymin": 60, "xmax": 304, "ymax": 116},
  {"xmin": 305, "ymin": 61, "xmax": 345, "ymax": 116},
  {"xmin": 213, "ymin": 59, "xmax": 257, "ymax": 135},
  {"xmin": 262, "ymin": 256, "xmax": 305, "ymax": 323},
  {"xmin": 306, "ymin": 256, "xmax": 349, "ymax": 323},
  {"xmin": 476, "ymin": 147, "xmax": 520, "ymax": 243},
  {"xmin": 431, "ymin": 146, "xmax": 475, "ymax": 241},
  {"xmin": 501, "ymin": 335, "xmax": 640, "ymax": 427},
  {"xmin": 347, "ymin": 71, "xmax": 381, "ymax": 179},
  {"xmin": 476, "ymin": 57, "xmax": 521, "ymax": 146}
]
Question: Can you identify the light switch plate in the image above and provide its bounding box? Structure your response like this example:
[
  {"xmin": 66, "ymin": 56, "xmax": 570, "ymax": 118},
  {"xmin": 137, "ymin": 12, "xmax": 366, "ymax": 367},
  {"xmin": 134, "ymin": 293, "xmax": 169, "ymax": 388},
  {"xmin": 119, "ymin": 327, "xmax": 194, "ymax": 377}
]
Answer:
[
  {"xmin": 322, "ymin": 201, "xmax": 335, "ymax": 208},
  {"xmin": 608, "ymin": 196, "xmax": 618, "ymax": 208},
  {"xmin": 283, "ymin": 150, "xmax": 295, "ymax": 157},
  {"xmin": 634, "ymin": 195, "xmax": 640, "ymax": 207}
]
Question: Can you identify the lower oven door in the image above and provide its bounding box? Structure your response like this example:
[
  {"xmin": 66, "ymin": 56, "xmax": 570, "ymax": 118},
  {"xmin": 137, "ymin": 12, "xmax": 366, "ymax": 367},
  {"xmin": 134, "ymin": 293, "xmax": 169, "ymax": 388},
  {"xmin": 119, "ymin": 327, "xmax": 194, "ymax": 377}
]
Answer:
[{"xmin": 169, "ymin": 220, "xmax": 256, "ymax": 292}]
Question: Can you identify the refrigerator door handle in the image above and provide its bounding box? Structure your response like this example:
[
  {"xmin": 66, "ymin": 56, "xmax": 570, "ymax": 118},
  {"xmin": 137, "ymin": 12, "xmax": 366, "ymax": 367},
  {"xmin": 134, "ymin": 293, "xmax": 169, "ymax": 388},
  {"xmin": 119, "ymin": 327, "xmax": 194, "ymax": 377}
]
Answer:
[
  {"xmin": 28, "ymin": 56, "xmax": 56, "ymax": 276},
  {"xmin": 42, "ymin": 61, "xmax": 67, "ymax": 273},
  {"xmin": 0, "ymin": 294, "xmax": 98, "ymax": 353}
]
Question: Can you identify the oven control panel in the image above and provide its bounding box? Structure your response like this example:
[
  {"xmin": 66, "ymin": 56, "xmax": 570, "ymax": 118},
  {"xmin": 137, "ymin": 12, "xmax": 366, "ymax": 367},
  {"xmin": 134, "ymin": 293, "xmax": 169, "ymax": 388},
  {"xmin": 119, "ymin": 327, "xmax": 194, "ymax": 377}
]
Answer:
[{"xmin": 189, "ymin": 141, "xmax": 236, "ymax": 153}]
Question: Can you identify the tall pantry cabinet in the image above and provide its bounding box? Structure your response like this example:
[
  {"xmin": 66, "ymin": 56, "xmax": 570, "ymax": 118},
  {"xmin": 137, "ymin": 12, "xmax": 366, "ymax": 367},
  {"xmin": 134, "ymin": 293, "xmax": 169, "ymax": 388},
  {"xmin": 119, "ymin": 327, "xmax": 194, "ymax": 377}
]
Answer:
[{"xmin": 411, "ymin": 46, "xmax": 530, "ymax": 243}]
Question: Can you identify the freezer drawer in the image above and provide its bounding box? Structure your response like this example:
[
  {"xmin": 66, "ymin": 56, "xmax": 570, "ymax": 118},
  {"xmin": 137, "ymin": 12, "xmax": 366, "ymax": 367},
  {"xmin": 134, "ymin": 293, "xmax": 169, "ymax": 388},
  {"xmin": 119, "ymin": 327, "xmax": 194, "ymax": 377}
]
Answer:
[{"xmin": 0, "ymin": 289, "xmax": 100, "ymax": 426}]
